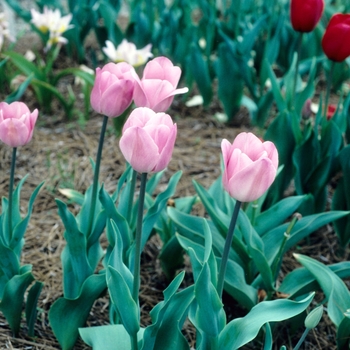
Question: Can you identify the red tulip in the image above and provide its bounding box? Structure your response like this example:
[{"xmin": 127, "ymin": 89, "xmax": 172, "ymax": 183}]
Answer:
[
  {"xmin": 322, "ymin": 14, "xmax": 350, "ymax": 62},
  {"xmin": 290, "ymin": 0, "xmax": 324, "ymax": 32}
]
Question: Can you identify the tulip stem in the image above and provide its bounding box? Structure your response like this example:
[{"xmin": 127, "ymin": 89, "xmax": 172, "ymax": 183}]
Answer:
[
  {"xmin": 8, "ymin": 147, "xmax": 17, "ymax": 241},
  {"xmin": 86, "ymin": 115, "xmax": 108, "ymax": 237},
  {"xmin": 132, "ymin": 172, "xmax": 147, "ymax": 303},
  {"xmin": 126, "ymin": 169, "xmax": 138, "ymax": 224},
  {"xmin": 217, "ymin": 199, "xmax": 242, "ymax": 299},
  {"xmin": 324, "ymin": 60, "xmax": 335, "ymax": 120}
]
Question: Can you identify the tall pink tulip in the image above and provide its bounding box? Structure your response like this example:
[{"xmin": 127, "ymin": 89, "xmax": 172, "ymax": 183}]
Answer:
[
  {"xmin": 132, "ymin": 57, "xmax": 188, "ymax": 112},
  {"xmin": 0, "ymin": 102, "xmax": 38, "ymax": 147},
  {"xmin": 90, "ymin": 62, "xmax": 135, "ymax": 117},
  {"xmin": 119, "ymin": 107, "xmax": 177, "ymax": 173},
  {"xmin": 221, "ymin": 132, "xmax": 278, "ymax": 202}
]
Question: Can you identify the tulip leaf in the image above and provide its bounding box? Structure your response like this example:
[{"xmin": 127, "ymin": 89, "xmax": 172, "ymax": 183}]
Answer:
[
  {"xmin": 56, "ymin": 199, "xmax": 93, "ymax": 298},
  {"xmin": 141, "ymin": 171, "xmax": 182, "ymax": 251},
  {"xmin": 254, "ymin": 195, "xmax": 307, "ymax": 236},
  {"xmin": 262, "ymin": 211, "xmax": 350, "ymax": 263},
  {"xmin": 107, "ymin": 266, "xmax": 140, "ymax": 336},
  {"xmin": 79, "ymin": 324, "xmax": 145, "ymax": 350},
  {"xmin": 218, "ymin": 293, "xmax": 314, "ymax": 349},
  {"xmin": 295, "ymin": 254, "xmax": 350, "ymax": 327},
  {"xmin": 0, "ymin": 270, "xmax": 34, "ymax": 336},
  {"xmin": 26, "ymin": 280, "xmax": 44, "ymax": 337},
  {"xmin": 238, "ymin": 214, "xmax": 274, "ymax": 291},
  {"xmin": 337, "ymin": 313, "xmax": 350, "ymax": 350},
  {"xmin": 279, "ymin": 261, "xmax": 350, "ymax": 298},
  {"xmin": 49, "ymin": 273, "xmax": 107, "ymax": 350}
]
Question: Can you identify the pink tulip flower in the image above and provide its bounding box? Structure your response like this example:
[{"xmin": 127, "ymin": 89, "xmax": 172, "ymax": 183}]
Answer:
[
  {"xmin": 90, "ymin": 62, "xmax": 136, "ymax": 118},
  {"xmin": 119, "ymin": 107, "xmax": 177, "ymax": 173},
  {"xmin": 221, "ymin": 132, "xmax": 278, "ymax": 202},
  {"xmin": 133, "ymin": 57, "xmax": 188, "ymax": 112},
  {"xmin": 0, "ymin": 102, "xmax": 38, "ymax": 148}
]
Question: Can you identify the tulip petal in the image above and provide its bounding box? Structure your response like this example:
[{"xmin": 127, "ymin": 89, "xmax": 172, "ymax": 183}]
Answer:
[
  {"xmin": 227, "ymin": 158, "xmax": 277, "ymax": 202},
  {"xmin": 0, "ymin": 118, "xmax": 30, "ymax": 147},
  {"xmin": 119, "ymin": 126, "xmax": 159, "ymax": 173}
]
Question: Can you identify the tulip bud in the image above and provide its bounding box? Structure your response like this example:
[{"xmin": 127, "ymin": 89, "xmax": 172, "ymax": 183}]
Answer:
[
  {"xmin": 221, "ymin": 132, "xmax": 278, "ymax": 202},
  {"xmin": 90, "ymin": 62, "xmax": 136, "ymax": 118},
  {"xmin": 322, "ymin": 14, "xmax": 350, "ymax": 62},
  {"xmin": 290, "ymin": 0, "xmax": 324, "ymax": 33},
  {"xmin": 119, "ymin": 107, "xmax": 177, "ymax": 173},
  {"xmin": 133, "ymin": 57, "xmax": 189, "ymax": 112},
  {"xmin": 0, "ymin": 102, "xmax": 38, "ymax": 147}
]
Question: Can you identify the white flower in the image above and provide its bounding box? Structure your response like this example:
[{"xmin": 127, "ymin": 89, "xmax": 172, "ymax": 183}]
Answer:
[
  {"xmin": 31, "ymin": 6, "xmax": 73, "ymax": 50},
  {"xmin": 102, "ymin": 39, "xmax": 153, "ymax": 67}
]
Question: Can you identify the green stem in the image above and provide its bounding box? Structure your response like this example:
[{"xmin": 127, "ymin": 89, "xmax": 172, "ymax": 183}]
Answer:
[
  {"xmin": 8, "ymin": 147, "xmax": 17, "ymax": 241},
  {"xmin": 86, "ymin": 115, "xmax": 108, "ymax": 237},
  {"xmin": 217, "ymin": 200, "xmax": 242, "ymax": 298},
  {"xmin": 293, "ymin": 328, "xmax": 310, "ymax": 350},
  {"xmin": 324, "ymin": 61, "xmax": 335, "ymax": 120},
  {"xmin": 271, "ymin": 215, "xmax": 299, "ymax": 280},
  {"xmin": 291, "ymin": 32, "xmax": 303, "ymax": 110},
  {"xmin": 126, "ymin": 169, "xmax": 137, "ymax": 223},
  {"xmin": 234, "ymin": 0, "xmax": 242, "ymax": 39},
  {"xmin": 132, "ymin": 172, "xmax": 148, "ymax": 303}
]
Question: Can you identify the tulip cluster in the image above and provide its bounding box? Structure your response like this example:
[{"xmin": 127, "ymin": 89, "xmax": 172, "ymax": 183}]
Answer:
[{"xmin": 91, "ymin": 56, "xmax": 188, "ymax": 173}]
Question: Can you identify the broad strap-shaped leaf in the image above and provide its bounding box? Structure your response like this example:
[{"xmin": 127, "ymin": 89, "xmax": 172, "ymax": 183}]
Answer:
[
  {"xmin": 56, "ymin": 199, "xmax": 92, "ymax": 298},
  {"xmin": 49, "ymin": 273, "xmax": 106, "ymax": 350},
  {"xmin": 140, "ymin": 171, "xmax": 182, "ymax": 251},
  {"xmin": 142, "ymin": 273, "xmax": 193, "ymax": 350},
  {"xmin": 295, "ymin": 254, "xmax": 350, "ymax": 327},
  {"xmin": 279, "ymin": 261, "xmax": 350, "ymax": 298},
  {"xmin": 254, "ymin": 195, "xmax": 307, "ymax": 236},
  {"xmin": 218, "ymin": 293, "xmax": 314, "ymax": 349},
  {"xmin": 238, "ymin": 210, "xmax": 274, "ymax": 291},
  {"xmin": 107, "ymin": 266, "xmax": 140, "ymax": 337},
  {"xmin": 79, "ymin": 324, "xmax": 145, "ymax": 350},
  {"xmin": 337, "ymin": 313, "xmax": 350, "ymax": 350},
  {"xmin": 0, "ymin": 269, "xmax": 34, "ymax": 336},
  {"xmin": 262, "ymin": 211, "xmax": 350, "ymax": 263},
  {"xmin": 26, "ymin": 281, "xmax": 44, "ymax": 337}
]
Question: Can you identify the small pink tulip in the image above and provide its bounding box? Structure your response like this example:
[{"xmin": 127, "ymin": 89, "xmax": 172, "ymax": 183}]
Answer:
[
  {"xmin": 133, "ymin": 57, "xmax": 188, "ymax": 112},
  {"xmin": 0, "ymin": 102, "xmax": 38, "ymax": 147},
  {"xmin": 221, "ymin": 132, "xmax": 278, "ymax": 202},
  {"xmin": 119, "ymin": 107, "xmax": 177, "ymax": 173},
  {"xmin": 90, "ymin": 62, "xmax": 136, "ymax": 118}
]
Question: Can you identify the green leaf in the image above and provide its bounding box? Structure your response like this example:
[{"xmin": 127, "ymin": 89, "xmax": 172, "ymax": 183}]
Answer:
[
  {"xmin": 254, "ymin": 195, "xmax": 306, "ymax": 236},
  {"xmin": 5, "ymin": 74, "xmax": 34, "ymax": 103},
  {"xmin": 279, "ymin": 261, "xmax": 350, "ymax": 298},
  {"xmin": 107, "ymin": 266, "xmax": 140, "ymax": 336},
  {"xmin": 295, "ymin": 254, "xmax": 350, "ymax": 327},
  {"xmin": 49, "ymin": 273, "xmax": 106, "ymax": 350},
  {"xmin": 193, "ymin": 263, "xmax": 226, "ymax": 338},
  {"xmin": 58, "ymin": 188, "xmax": 84, "ymax": 205},
  {"xmin": 218, "ymin": 293, "xmax": 314, "ymax": 349},
  {"xmin": 337, "ymin": 314, "xmax": 350, "ymax": 350},
  {"xmin": 56, "ymin": 199, "xmax": 92, "ymax": 298},
  {"xmin": 0, "ymin": 270, "xmax": 34, "ymax": 336},
  {"xmin": 80, "ymin": 324, "xmax": 145, "ymax": 350},
  {"xmin": 26, "ymin": 281, "xmax": 44, "ymax": 337}
]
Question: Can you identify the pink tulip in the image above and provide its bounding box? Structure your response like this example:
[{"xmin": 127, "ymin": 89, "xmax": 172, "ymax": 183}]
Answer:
[
  {"xmin": 119, "ymin": 107, "xmax": 177, "ymax": 173},
  {"xmin": 90, "ymin": 62, "xmax": 136, "ymax": 117},
  {"xmin": 132, "ymin": 57, "xmax": 188, "ymax": 112},
  {"xmin": 0, "ymin": 102, "xmax": 38, "ymax": 147},
  {"xmin": 221, "ymin": 132, "xmax": 278, "ymax": 202}
]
